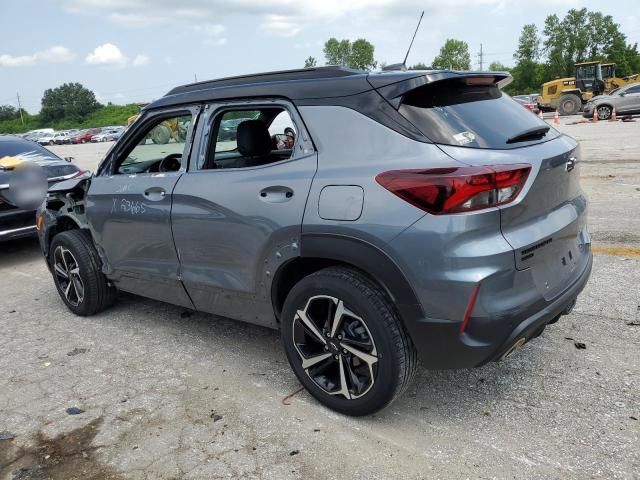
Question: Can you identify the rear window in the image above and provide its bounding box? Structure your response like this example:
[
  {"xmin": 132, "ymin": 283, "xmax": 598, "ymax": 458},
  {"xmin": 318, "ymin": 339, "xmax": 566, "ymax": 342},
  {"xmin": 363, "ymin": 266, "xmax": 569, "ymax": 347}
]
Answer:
[{"xmin": 399, "ymin": 80, "xmax": 559, "ymax": 149}]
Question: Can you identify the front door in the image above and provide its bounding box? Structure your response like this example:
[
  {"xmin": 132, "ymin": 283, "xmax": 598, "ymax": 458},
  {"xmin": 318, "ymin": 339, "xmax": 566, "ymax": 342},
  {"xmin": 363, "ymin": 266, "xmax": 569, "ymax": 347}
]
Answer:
[
  {"xmin": 171, "ymin": 102, "xmax": 317, "ymax": 326},
  {"xmin": 86, "ymin": 107, "xmax": 198, "ymax": 307}
]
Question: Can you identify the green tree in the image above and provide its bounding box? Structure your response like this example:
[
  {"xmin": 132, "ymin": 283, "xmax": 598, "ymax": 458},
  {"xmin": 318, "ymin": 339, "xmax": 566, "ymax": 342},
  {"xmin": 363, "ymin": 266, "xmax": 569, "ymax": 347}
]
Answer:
[
  {"xmin": 40, "ymin": 83, "xmax": 101, "ymax": 123},
  {"xmin": 432, "ymin": 39, "xmax": 471, "ymax": 70},
  {"xmin": 0, "ymin": 105, "xmax": 18, "ymax": 122},
  {"xmin": 542, "ymin": 9, "xmax": 638, "ymax": 78},
  {"xmin": 511, "ymin": 24, "xmax": 544, "ymax": 94},
  {"xmin": 323, "ymin": 38, "xmax": 377, "ymax": 70},
  {"xmin": 488, "ymin": 62, "xmax": 510, "ymax": 71},
  {"xmin": 409, "ymin": 62, "xmax": 429, "ymax": 70},
  {"xmin": 304, "ymin": 56, "xmax": 317, "ymax": 68},
  {"xmin": 515, "ymin": 24, "xmax": 541, "ymax": 62}
]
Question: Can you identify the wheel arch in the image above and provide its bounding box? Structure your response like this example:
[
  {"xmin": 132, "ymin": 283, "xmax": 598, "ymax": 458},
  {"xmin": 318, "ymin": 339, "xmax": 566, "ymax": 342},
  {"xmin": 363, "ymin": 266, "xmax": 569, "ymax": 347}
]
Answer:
[
  {"xmin": 43, "ymin": 214, "xmax": 83, "ymax": 259},
  {"xmin": 271, "ymin": 234, "xmax": 424, "ymax": 326}
]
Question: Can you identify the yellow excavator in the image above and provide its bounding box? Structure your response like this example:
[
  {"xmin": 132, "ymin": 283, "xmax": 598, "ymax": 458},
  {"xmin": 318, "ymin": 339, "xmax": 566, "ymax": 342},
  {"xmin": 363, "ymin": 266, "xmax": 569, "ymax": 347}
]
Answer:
[
  {"xmin": 127, "ymin": 110, "xmax": 188, "ymax": 145},
  {"xmin": 537, "ymin": 61, "xmax": 639, "ymax": 115}
]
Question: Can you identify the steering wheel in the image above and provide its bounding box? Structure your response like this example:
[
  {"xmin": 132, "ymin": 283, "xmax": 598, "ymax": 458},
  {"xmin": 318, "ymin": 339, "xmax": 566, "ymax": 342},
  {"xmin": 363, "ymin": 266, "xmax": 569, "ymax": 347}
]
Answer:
[{"xmin": 158, "ymin": 153, "xmax": 182, "ymax": 172}]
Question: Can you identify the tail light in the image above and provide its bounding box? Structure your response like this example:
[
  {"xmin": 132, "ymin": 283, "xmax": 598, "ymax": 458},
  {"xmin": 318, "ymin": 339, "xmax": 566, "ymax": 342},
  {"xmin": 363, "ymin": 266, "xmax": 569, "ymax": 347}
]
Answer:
[{"xmin": 375, "ymin": 164, "xmax": 531, "ymax": 214}]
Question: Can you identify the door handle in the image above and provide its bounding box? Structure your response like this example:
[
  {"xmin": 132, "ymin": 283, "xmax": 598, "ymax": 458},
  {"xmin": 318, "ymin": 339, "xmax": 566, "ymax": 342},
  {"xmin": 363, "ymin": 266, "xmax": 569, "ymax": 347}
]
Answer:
[
  {"xmin": 143, "ymin": 187, "xmax": 166, "ymax": 201},
  {"xmin": 259, "ymin": 186, "xmax": 294, "ymax": 203}
]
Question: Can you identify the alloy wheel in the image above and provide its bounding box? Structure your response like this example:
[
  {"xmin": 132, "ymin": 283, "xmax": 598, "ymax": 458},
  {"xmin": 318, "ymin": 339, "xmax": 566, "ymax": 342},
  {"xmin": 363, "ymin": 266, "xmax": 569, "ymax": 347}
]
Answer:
[
  {"xmin": 53, "ymin": 246, "xmax": 84, "ymax": 307},
  {"xmin": 292, "ymin": 295, "xmax": 378, "ymax": 400},
  {"xmin": 597, "ymin": 105, "xmax": 612, "ymax": 120}
]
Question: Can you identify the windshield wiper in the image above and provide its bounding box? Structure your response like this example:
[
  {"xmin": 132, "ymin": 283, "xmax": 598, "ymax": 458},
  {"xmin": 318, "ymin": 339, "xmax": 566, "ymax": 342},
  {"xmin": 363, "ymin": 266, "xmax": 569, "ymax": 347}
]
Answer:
[{"xmin": 506, "ymin": 125, "xmax": 550, "ymax": 144}]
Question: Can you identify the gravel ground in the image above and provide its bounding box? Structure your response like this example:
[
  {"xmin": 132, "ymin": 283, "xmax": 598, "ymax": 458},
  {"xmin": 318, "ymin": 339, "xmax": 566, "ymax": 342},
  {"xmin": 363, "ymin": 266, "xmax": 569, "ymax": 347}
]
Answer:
[{"xmin": 1, "ymin": 117, "xmax": 639, "ymax": 479}]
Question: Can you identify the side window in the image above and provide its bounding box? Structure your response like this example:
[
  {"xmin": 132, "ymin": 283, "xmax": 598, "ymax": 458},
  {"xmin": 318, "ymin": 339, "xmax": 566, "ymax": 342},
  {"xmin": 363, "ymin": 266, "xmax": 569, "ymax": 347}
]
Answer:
[
  {"xmin": 626, "ymin": 85, "xmax": 640, "ymax": 95},
  {"xmin": 203, "ymin": 106, "xmax": 298, "ymax": 170},
  {"xmin": 115, "ymin": 113, "xmax": 193, "ymax": 175}
]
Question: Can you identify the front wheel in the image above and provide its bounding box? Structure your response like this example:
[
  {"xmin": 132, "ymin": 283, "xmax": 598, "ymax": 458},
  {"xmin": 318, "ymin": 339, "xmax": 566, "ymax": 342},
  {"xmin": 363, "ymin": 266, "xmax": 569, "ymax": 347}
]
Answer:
[
  {"xmin": 49, "ymin": 230, "xmax": 117, "ymax": 316},
  {"xmin": 596, "ymin": 105, "xmax": 612, "ymax": 120},
  {"xmin": 281, "ymin": 267, "xmax": 417, "ymax": 416},
  {"xmin": 557, "ymin": 94, "xmax": 581, "ymax": 116}
]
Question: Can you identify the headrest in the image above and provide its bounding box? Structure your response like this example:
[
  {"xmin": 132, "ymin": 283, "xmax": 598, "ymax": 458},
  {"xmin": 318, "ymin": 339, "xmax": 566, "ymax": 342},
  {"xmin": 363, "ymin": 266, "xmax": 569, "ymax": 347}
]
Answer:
[{"xmin": 236, "ymin": 120, "xmax": 272, "ymax": 157}]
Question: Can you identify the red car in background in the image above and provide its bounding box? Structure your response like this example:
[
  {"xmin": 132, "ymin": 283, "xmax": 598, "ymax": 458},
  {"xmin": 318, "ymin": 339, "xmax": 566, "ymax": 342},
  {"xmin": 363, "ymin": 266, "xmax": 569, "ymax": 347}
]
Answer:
[
  {"xmin": 513, "ymin": 95, "xmax": 540, "ymax": 114},
  {"xmin": 71, "ymin": 128, "xmax": 101, "ymax": 144}
]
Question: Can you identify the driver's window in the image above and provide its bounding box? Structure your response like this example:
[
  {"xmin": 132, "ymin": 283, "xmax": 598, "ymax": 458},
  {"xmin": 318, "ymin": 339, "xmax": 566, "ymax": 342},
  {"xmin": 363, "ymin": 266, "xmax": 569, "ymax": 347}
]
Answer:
[{"xmin": 116, "ymin": 113, "xmax": 193, "ymax": 175}]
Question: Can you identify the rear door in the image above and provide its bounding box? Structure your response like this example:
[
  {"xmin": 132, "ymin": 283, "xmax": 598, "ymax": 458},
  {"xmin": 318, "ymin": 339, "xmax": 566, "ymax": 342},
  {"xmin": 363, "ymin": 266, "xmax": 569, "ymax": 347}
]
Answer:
[
  {"xmin": 393, "ymin": 76, "xmax": 590, "ymax": 300},
  {"xmin": 171, "ymin": 101, "xmax": 317, "ymax": 326},
  {"xmin": 86, "ymin": 107, "xmax": 198, "ymax": 307}
]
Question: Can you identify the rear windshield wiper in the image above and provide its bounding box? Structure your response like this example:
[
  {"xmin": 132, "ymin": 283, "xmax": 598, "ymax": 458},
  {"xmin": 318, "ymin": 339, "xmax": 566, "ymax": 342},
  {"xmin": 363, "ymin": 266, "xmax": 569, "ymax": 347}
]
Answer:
[{"xmin": 506, "ymin": 125, "xmax": 550, "ymax": 144}]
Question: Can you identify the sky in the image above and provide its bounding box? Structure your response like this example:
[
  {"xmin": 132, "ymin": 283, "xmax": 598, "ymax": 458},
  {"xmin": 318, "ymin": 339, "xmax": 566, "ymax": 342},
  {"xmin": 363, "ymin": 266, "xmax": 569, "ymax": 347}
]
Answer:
[{"xmin": 1, "ymin": 0, "xmax": 639, "ymax": 113}]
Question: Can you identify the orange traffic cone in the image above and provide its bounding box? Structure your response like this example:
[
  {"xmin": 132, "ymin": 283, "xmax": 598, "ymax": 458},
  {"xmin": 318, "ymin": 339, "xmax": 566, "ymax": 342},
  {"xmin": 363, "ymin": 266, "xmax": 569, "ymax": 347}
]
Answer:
[
  {"xmin": 553, "ymin": 110, "xmax": 560, "ymax": 125},
  {"xmin": 593, "ymin": 109, "xmax": 598, "ymax": 122},
  {"xmin": 609, "ymin": 107, "xmax": 617, "ymax": 122}
]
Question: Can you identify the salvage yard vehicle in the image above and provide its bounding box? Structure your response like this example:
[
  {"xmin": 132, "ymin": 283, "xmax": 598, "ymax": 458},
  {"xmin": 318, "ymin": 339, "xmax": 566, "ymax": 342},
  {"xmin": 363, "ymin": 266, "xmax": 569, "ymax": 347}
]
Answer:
[
  {"xmin": 71, "ymin": 128, "xmax": 102, "ymax": 144},
  {"xmin": 538, "ymin": 61, "xmax": 640, "ymax": 115},
  {"xmin": 583, "ymin": 82, "xmax": 640, "ymax": 120},
  {"xmin": 91, "ymin": 128, "xmax": 123, "ymax": 142},
  {"xmin": 0, "ymin": 135, "xmax": 82, "ymax": 241},
  {"xmin": 37, "ymin": 132, "xmax": 56, "ymax": 145},
  {"xmin": 513, "ymin": 94, "xmax": 540, "ymax": 114},
  {"xmin": 38, "ymin": 67, "xmax": 592, "ymax": 416}
]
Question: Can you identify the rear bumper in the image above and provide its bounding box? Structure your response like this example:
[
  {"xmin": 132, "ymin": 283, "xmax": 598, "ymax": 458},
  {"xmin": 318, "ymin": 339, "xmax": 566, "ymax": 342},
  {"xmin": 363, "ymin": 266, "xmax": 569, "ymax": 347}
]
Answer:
[{"xmin": 402, "ymin": 250, "xmax": 592, "ymax": 369}]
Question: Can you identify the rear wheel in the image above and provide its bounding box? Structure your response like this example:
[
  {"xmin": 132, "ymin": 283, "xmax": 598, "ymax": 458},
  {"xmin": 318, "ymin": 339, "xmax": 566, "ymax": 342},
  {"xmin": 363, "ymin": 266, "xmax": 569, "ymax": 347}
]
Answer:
[
  {"xmin": 281, "ymin": 267, "xmax": 417, "ymax": 416},
  {"xmin": 557, "ymin": 94, "xmax": 581, "ymax": 116},
  {"xmin": 49, "ymin": 230, "xmax": 117, "ymax": 316},
  {"xmin": 596, "ymin": 105, "xmax": 612, "ymax": 120}
]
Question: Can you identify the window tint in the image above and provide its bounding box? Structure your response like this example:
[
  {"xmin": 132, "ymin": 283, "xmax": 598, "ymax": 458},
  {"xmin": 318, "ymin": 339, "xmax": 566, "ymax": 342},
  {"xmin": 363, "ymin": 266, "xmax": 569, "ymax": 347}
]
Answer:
[
  {"xmin": 203, "ymin": 106, "xmax": 297, "ymax": 170},
  {"xmin": 626, "ymin": 85, "xmax": 640, "ymax": 94},
  {"xmin": 116, "ymin": 114, "xmax": 192, "ymax": 174},
  {"xmin": 399, "ymin": 80, "xmax": 559, "ymax": 149}
]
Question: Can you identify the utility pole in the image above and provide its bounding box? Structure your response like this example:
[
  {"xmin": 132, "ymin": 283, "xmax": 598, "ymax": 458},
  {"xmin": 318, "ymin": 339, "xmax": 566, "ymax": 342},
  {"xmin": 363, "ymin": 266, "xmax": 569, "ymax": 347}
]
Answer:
[
  {"xmin": 478, "ymin": 44, "xmax": 484, "ymax": 71},
  {"xmin": 16, "ymin": 93, "xmax": 24, "ymax": 126}
]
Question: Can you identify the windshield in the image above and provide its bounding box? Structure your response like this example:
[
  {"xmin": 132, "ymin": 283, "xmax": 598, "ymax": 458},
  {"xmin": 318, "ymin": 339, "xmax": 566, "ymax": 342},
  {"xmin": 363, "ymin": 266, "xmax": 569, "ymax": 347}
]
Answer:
[
  {"xmin": 0, "ymin": 137, "xmax": 62, "ymax": 163},
  {"xmin": 399, "ymin": 80, "xmax": 559, "ymax": 149}
]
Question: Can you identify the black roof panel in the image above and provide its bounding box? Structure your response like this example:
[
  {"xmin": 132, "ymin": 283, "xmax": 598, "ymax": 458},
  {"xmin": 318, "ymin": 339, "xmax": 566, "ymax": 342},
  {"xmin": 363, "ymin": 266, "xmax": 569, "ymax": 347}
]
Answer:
[{"xmin": 146, "ymin": 67, "xmax": 511, "ymax": 111}]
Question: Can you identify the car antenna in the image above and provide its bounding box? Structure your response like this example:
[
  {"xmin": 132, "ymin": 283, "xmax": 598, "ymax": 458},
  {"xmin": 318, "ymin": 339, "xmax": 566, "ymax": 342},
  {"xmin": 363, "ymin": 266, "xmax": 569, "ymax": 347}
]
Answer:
[{"xmin": 383, "ymin": 10, "xmax": 425, "ymax": 72}]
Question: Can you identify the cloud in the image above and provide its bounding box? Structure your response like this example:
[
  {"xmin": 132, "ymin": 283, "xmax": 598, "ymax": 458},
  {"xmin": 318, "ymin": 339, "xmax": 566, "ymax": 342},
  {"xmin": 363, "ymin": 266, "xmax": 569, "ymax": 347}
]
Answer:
[
  {"xmin": 132, "ymin": 54, "xmax": 150, "ymax": 66},
  {"xmin": 0, "ymin": 46, "xmax": 75, "ymax": 67},
  {"xmin": 86, "ymin": 43, "xmax": 127, "ymax": 66},
  {"xmin": 194, "ymin": 23, "xmax": 225, "ymax": 36},
  {"xmin": 61, "ymin": 0, "xmax": 510, "ymax": 37},
  {"xmin": 207, "ymin": 37, "xmax": 228, "ymax": 46},
  {"xmin": 260, "ymin": 15, "xmax": 302, "ymax": 38}
]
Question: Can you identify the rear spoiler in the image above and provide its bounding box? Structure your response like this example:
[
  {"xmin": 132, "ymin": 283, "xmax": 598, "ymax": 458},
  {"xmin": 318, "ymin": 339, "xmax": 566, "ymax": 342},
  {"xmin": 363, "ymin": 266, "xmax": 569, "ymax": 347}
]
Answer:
[{"xmin": 367, "ymin": 71, "xmax": 513, "ymax": 108}]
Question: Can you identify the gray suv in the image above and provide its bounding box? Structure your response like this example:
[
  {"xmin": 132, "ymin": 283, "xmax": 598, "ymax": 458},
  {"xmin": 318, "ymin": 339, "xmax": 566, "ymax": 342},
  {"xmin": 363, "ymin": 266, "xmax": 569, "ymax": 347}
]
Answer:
[{"xmin": 38, "ymin": 67, "xmax": 592, "ymax": 416}]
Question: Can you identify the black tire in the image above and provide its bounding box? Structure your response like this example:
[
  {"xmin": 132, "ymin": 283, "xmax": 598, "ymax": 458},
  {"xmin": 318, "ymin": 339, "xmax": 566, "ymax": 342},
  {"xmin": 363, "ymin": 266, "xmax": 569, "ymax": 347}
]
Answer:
[
  {"xmin": 596, "ymin": 104, "xmax": 612, "ymax": 120},
  {"xmin": 49, "ymin": 229, "xmax": 117, "ymax": 316},
  {"xmin": 557, "ymin": 94, "xmax": 581, "ymax": 116},
  {"xmin": 281, "ymin": 266, "xmax": 417, "ymax": 416}
]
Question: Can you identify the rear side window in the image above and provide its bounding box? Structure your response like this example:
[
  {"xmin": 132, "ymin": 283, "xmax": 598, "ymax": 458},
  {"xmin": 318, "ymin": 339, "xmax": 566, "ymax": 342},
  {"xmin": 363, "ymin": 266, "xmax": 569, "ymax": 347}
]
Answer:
[{"xmin": 399, "ymin": 80, "xmax": 559, "ymax": 149}]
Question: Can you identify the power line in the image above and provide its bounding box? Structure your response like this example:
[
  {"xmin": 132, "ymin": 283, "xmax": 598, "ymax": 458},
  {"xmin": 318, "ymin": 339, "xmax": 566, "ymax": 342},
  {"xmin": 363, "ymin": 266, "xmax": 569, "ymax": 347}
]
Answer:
[{"xmin": 16, "ymin": 93, "xmax": 24, "ymax": 126}]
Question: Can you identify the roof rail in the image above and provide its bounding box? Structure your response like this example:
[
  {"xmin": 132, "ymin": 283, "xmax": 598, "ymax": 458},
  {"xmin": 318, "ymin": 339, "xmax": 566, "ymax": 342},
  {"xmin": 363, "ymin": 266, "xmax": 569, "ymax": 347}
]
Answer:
[{"xmin": 167, "ymin": 66, "xmax": 364, "ymax": 96}]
